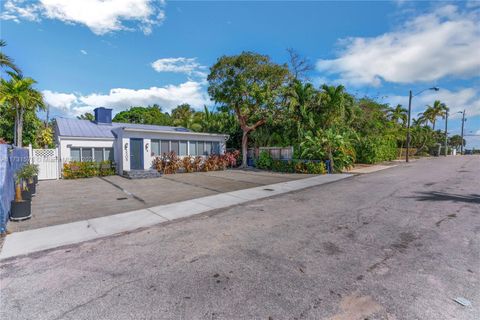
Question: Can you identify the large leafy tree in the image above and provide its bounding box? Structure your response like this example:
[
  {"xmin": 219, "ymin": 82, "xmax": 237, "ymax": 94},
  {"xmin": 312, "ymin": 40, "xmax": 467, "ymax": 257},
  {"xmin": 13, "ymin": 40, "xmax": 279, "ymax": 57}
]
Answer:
[
  {"xmin": 0, "ymin": 40, "xmax": 21, "ymax": 75},
  {"xmin": 113, "ymin": 104, "xmax": 171, "ymax": 125},
  {"xmin": 0, "ymin": 72, "xmax": 45, "ymax": 147},
  {"xmin": 449, "ymin": 134, "xmax": 465, "ymax": 151},
  {"xmin": 208, "ymin": 52, "xmax": 290, "ymax": 167}
]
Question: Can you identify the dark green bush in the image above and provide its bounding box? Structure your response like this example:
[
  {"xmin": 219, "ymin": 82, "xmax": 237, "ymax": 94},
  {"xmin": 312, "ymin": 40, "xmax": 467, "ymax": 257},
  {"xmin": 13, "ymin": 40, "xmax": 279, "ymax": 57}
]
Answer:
[
  {"xmin": 255, "ymin": 151, "xmax": 273, "ymax": 169},
  {"xmin": 355, "ymin": 136, "xmax": 397, "ymax": 164},
  {"xmin": 260, "ymin": 159, "xmax": 326, "ymax": 174}
]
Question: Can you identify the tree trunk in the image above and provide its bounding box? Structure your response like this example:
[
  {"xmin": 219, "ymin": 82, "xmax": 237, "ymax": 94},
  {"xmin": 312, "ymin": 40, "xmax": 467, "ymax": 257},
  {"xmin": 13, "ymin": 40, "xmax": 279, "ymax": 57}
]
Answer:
[
  {"xmin": 241, "ymin": 130, "xmax": 249, "ymax": 168},
  {"xmin": 17, "ymin": 108, "xmax": 24, "ymax": 147},
  {"xmin": 432, "ymin": 120, "xmax": 435, "ymax": 131},
  {"xmin": 15, "ymin": 183, "xmax": 22, "ymax": 202}
]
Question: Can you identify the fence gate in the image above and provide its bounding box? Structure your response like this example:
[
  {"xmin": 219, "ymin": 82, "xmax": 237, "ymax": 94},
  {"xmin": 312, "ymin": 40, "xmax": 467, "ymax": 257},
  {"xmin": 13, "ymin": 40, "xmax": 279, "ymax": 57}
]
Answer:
[{"xmin": 32, "ymin": 148, "xmax": 59, "ymax": 180}]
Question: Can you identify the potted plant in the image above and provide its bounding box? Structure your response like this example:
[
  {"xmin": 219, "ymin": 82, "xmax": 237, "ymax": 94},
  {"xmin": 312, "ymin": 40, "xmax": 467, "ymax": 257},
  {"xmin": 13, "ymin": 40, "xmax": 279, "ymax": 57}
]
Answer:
[
  {"xmin": 24, "ymin": 164, "xmax": 39, "ymax": 196},
  {"xmin": 10, "ymin": 166, "xmax": 32, "ymax": 221}
]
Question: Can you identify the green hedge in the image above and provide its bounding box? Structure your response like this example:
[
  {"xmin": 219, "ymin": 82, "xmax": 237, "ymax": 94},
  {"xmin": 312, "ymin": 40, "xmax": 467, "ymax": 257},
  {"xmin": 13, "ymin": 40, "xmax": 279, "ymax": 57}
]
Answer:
[
  {"xmin": 355, "ymin": 136, "xmax": 397, "ymax": 164},
  {"xmin": 63, "ymin": 161, "xmax": 115, "ymax": 179},
  {"xmin": 255, "ymin": 151, "xmax": 326, "ymax": 174}
]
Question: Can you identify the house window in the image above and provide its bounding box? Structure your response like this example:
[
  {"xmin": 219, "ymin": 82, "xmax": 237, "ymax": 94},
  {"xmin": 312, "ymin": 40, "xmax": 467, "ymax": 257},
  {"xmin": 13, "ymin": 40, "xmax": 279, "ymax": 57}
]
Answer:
[
  {"xmin": 105, "ymin": 148, "xmax": 114, "ymax": 161},
  {"xmin": 179, "ymin": 141, "xmax": 187, "ymax": 156},
  {"xmin": 189, "ymin": 141, "xmax": 197, "ymax": 156},
  {"xmin": 71, "ymin": 148, "xmax": 81, "ymax": 161},
  {"xmin": 170, "ymin": 140, "xmax": 179, "ymax": 155},
  {"xmin": 151, "ymin": 139, "xmax": 160, "ymax": 156},
  {"xmin": 205, "ymin": 142, "xmax": 212, "ymax": 156},
  {"xmin": 94, "ymin": 148, "xmax": 104, "ymax": 162},
  {"xmin": 70, "ymin": 147, "xmax": 114, "ymax": 162},
  {"xmin": 198, "ymin": 141, "xmax": 205, "ymax": 156},
  {"xmin": 212, "ymin": 142, "xmax": 220, "ymax": 154},
  {"xmin": 81, "ymin": 148, "xmax": 93, "ymax": 162},
  {"xmin": 161, "ymin": 140, "xmax": 169, "ymax": 154}
]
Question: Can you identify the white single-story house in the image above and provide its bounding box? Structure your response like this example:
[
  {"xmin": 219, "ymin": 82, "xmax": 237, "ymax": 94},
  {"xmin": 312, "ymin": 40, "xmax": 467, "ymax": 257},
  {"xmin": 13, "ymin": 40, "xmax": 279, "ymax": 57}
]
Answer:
[{"xmin": 55, "ymin": 107, "xmax": 229, "ymax": 176}]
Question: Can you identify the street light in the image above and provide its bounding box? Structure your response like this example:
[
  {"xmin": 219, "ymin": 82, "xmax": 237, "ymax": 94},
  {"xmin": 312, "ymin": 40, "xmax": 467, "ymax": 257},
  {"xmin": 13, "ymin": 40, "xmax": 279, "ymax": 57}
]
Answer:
[
  {"xmin": 459, "ymin": 110, "xmax": 466, "ymax": 154},
  {"xmin": 406, "ymin": 87, "xmax": 440, "ymax": 162}
]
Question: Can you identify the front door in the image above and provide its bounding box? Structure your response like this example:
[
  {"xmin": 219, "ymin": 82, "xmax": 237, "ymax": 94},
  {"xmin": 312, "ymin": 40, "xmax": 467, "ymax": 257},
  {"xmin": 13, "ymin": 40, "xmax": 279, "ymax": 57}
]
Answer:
[{"xmin": 130, "ymin": 138, "xmax": 143, "ymax": 170}]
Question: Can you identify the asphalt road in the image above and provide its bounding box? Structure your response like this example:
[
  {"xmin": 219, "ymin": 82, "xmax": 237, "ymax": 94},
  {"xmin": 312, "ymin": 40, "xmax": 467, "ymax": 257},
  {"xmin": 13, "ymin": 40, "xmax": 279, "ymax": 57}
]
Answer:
[{"xmin": 1, "ymin": 156, "xmax": 479, "ymax": 320}]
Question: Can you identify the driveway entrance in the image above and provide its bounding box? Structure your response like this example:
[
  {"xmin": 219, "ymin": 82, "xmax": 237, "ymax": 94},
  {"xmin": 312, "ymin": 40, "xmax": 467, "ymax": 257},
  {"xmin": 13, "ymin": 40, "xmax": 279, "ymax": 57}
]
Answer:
[{"xmin": 8, "ymin": 170, "xmax": 314, "ymax": 232}]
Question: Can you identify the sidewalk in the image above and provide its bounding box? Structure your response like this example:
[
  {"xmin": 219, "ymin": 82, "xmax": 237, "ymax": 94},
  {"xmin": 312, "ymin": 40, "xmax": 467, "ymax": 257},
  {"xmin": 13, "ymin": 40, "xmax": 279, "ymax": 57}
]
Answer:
[
  {"xmin": 344, "ymin": 163, "xmax": 397, "ymax": 174},
  {"xmin": 0, "ymin": 174, "xmax": 352, "ymax": 260}
]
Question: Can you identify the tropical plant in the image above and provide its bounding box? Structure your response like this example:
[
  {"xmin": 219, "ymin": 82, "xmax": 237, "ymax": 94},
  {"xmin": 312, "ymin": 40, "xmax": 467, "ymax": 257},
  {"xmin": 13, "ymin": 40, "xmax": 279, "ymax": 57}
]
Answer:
[
  {"xmin": 418, "ymin": 100, "xmax": 447, "ymax": 130},
  {"xmin": 0, "ymin": 40, "xmax": 21, "ymax": 75},
  {"xmin": 36, "ymin": 126, "xmax": 54, "ymax": 148},
  {"xmin": 388, "ymin": 104, "xmax": 408, "ymax": 126},
  {"xmin": 208, "ymin": 52, "xmax": 290, "ymax": 167},
  {"xmin": 0, "ymin": 73, "xmax": 45, "ymax": 147},
  {"xmin": 113, "ymin": 105, "xmax": 171, "ymax": 125},
  {"xmin": 255, "ymin": 151, "xmax": 273, "ymax": 169},
  {"xmin": 300, "ymin": 129, "xmax": 355, "ymax": 172}
]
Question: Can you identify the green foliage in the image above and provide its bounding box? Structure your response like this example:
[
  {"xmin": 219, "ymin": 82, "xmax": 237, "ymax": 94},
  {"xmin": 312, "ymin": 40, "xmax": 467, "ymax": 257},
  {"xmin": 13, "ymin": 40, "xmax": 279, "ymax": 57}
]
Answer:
[
  {"xmin": 0, "ymin": 72, "xmax": 45, "ymax": 147},
  {"xmin": 255, "ymin": 151, "xmax": 273, "ymax": 169},
  {"xmin": 62, "ymin": 161, "xmax": 115, "ymax": 179},
  {"xmin": 355, "ymin": 135, "xmax": 398, "ymax": 164},
  {"xmin": 208, "ymin": 51, "xmax": 291, "ymax": 167},
  {"xmin": 300, "ymin": 129, "xmax": 355, "ymax": 172},
  {"xmin": 448, "ymin": 134, "xmax": 465, "ymax": 150},
  {"xmin": 113, "ymin": 105, "xmax": 171, "ymax": 125},
  {"xmin": 266, "ymin": 159, "xmax": 326, "ymax": 174},
  {"xmin": 77, "ymin": 112, "xmax": 94, "ymax": 121},
  {"xmin": 36, "ymin": 126, "xmax": 54, "ymax": 148}
]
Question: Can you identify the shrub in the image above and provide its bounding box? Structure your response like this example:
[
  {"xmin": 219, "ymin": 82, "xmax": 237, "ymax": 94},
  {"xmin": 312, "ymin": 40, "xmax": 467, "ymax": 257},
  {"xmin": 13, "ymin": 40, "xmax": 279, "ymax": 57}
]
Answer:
[
  {"xmin": 182, "ymin": 156, "xmax": 195, "ymax": 173},
  {"xmin": 255, "ymin": 151, "xmax": 273, "ymax": 169},
  {"xmin": 154, "ymin": 152, "xmax": 181, "ymax": 174},
  {"xmin": 63, "ymin": 161, "xmax": 115, "ymax": 179},
  {"xmin": 224, "ymin": 150, "xmax": 240, "ymax": 167},
  {"xmin": 300, "ymin": 129, "xmax": 355, "ymax": 172},
  {"xmin": 265, "ymin": 159, "xmax": 326, "ymax": 174},
  {"xmin": 355, "ymin": 136, "xmax": 397, "ymax": 164}
]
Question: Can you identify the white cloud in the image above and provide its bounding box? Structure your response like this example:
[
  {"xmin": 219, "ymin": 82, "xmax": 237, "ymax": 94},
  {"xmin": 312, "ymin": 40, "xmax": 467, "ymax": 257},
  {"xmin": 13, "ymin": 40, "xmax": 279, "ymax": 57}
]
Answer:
[
  {"xmin": 43, "ymin": 81, "xmax": 209, "ymax": 116},
  {"xmin": 1, "ymin": 0, "xmax": 165, "ymax": 35},
  {"xmin": 42, "ymin": 90, "xmax": 78, "ymax": 111},
  {"xmin": 317, "ymin": 5, "xmax": 480, "ymax": 86},
  {"xmin": 80, "ymin": 49, "xmax": 87, "ymax": 55},
  {"xmin": 151, "ymin": 57, "xmax": 207, "ymax": 78},
  {"xmin": 385, "ymin": 87, "xmax": 480, "ymax": 118}
]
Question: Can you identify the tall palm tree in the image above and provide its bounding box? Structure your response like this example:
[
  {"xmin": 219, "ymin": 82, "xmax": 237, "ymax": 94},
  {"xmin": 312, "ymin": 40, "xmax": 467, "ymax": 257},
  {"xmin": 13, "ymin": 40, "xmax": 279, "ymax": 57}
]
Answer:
[
  {"xmin": 419, "ymin": 100, "xmax": 447, "ymax": 130},
  {"xmin": 320, "ymin": 84, "xmax": 347, "ymax": 128},
  {"xmin": 286, "ymin": 79, "xmax": 318, "ymax": 137},
  {"xmin": 0, "ymin": 72, "xmax": 45, "ymax": 147},
  {"xmin": 388, "ymin": 104, "xmax": 408, "ymax": 126},
  {"xmin": 0, "ymin": 40, "xmax": 21, "ymax": 75}
]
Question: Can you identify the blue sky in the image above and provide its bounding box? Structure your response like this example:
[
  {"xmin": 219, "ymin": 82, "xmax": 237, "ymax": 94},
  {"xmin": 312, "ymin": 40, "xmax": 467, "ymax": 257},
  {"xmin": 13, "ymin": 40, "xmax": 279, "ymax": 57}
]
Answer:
[{"xmin": 2, "ymin": 0, "xmax": 480, "ymax": 147}]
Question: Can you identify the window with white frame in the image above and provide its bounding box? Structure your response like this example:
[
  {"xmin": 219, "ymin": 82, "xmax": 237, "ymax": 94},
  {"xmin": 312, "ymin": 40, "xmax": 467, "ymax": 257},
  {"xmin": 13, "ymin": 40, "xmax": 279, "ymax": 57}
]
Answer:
[
  {"xmin": 70, "ymin": 147, "xmax": 113, "ymax": 162},
  {"xmin": 151, "ymin": 139, "xmax": 160, "ymax": 156}
]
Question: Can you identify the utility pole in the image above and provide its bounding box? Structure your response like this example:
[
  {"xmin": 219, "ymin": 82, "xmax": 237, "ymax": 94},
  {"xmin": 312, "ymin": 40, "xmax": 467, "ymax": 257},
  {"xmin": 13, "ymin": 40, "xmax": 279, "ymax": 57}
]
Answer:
[
  {"xmin": 460, "ymin": 109, "xmax": 466, "ymax": 154},
  {"xmin": 406, "ymin": 90, "xmax": 413, "ymax": 162},
  {"xmin": 444, "ymin": 110, "xmax": 449, "ymax": 156}
]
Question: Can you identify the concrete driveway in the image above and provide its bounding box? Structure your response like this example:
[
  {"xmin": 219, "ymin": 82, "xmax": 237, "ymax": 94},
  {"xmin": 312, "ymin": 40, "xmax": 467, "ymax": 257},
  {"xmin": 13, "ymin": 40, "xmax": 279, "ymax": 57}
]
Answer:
[{"xmin": 8, "ymin": 170, "xmax": 314, "ymax": 232}]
